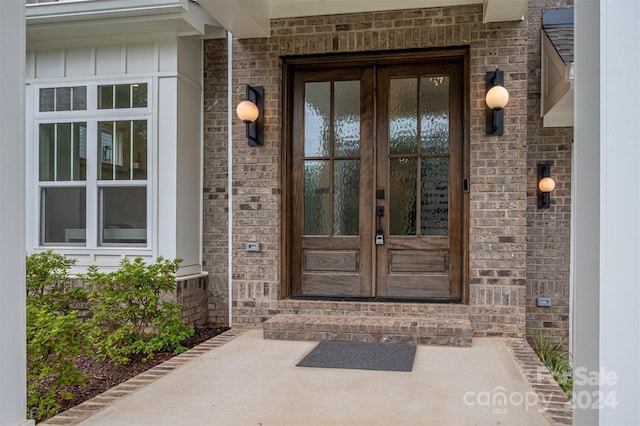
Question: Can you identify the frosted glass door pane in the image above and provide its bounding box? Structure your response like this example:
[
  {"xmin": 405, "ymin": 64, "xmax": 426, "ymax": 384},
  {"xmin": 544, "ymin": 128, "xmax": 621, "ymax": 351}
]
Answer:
[
  {"xmin": 304, "ymin": 160, "xmax": 331, "ymax": 235},
  {"xmin": 334, "ymin": 160, "xmax": 360, "ymax": 235},
  {"xmin": 389, "ymin": 158, "xmax": 417, "ymax": 235},
  {"xmin": 304, "ymin": 82, "xmax": 330, "ymax": 157},
  {"xmin": 334, "ymin": 81, "xmax": 360, "ymax": 157},
  {"xmin": 389, "ymin": 78, "xmax": 418, "ymax": 155},
  {"xmin": 421, "ymin": 77, "xmax": 449, "ymax": 154},
  {"xmin": 421, "ymin": 158, "xmax": 449, "ymax": 235}
]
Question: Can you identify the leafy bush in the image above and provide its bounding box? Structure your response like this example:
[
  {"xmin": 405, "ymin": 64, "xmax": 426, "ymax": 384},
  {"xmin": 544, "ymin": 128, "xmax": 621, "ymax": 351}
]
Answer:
[
  {"xmin": 84, "ymin": 256, "xmax": 193, "ymax": 365},
  {"xmin": 26, "ymin": 249, "xmax": 86, "ymax": 312},
  {"xmin": 530, "ymin": 329, "xmax": 573, "ymax": 398},
  {"xmin": 26, "ymin": 251, "xmax": 89, "ymax": 422}
]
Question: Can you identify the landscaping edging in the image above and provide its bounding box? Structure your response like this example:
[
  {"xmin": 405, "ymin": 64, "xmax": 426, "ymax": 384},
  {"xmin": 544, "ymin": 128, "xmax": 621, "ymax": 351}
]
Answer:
[
  {"xmin": 39, "ymin": 327, "xmax": 248, "ymax": 425},
  {"xmin": 506, "ymin": 338, "xmax": 573, "ymax": 425}
]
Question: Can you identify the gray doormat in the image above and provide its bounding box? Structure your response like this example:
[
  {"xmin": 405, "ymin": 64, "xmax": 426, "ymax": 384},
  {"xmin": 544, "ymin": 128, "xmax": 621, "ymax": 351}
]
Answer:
[{"xmin": 297, "ymin": 341, "xmax": 416, "ymax": 372}]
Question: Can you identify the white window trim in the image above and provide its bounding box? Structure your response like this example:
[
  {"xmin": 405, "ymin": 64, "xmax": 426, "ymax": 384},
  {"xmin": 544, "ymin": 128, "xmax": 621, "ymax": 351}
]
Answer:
[{"xmin": 28, "ymin": 78, "xmax": 156, "ymax": 259}]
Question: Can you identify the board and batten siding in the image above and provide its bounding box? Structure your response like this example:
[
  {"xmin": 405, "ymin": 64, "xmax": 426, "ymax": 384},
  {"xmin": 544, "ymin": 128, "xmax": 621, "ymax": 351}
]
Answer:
[{"xmin": 25, "ymin": 36, "xmax": 205, "ymax": 277}]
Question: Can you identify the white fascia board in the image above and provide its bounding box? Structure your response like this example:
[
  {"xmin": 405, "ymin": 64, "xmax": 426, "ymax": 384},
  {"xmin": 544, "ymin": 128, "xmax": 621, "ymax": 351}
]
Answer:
[
  {"xmin": 483, "ymin": 0, "xmax": 527, "ymax": 23},
  {"xmin": 26, "ymin": 0, "xmax": 223, "ymax": 44},
  {"xmin": 26, "ymin": 0, "xmax": 188, "ymax": 23},
  {"xmin": 182, "ymin": 1, "xmax": 223, "ymax": 36},
  {"xmin": 198, "ymin": 0, "xmax": 270, "ymax": 39}
]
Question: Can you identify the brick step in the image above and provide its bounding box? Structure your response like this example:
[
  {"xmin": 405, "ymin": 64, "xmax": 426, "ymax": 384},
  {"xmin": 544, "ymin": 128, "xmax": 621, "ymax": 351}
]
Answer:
[
  {"xmin": 276, "ymin": 300, "xmax": 470, "ymax": 319},
  {"xmin": 263, "ymin": 313, "xmax": 472, "ymax": 347}
]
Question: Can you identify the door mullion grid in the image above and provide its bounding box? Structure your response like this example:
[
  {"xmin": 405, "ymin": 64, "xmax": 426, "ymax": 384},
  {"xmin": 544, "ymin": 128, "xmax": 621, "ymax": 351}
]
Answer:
[
  {"xmin": 416, "ymin": 77, "xmax": 423, "ymax": 238},
  {"xmin": 329, "ymin": 81, "xmax": 335, "ymax": 237}
]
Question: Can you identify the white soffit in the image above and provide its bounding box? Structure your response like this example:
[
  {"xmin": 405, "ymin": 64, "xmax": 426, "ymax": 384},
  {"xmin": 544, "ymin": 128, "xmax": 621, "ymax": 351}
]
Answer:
[
  {"xmin": 198, "ymin": 0, "xmax": 271, "ymax": 39},
  {"xmin": 201, "ymin": 0, "xmax": 525, "ymax": 39},
  {"xmin": 483, "ymin": 0, "xmax": 527, "ymax": 23}
]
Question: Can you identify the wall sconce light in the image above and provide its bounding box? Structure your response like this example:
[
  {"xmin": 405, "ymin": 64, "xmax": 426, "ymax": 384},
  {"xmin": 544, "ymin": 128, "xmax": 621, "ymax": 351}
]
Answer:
[
  {"xmin": 236, "ymin": 84, "xmax": 264, "ymax": 146},
  {"xmin": 486, "ymin": 69, "xmax": 509, "ymax": 136},
  {"xmin": 537, "ymin": 163, "xmax": 556, "ymax": 209}
]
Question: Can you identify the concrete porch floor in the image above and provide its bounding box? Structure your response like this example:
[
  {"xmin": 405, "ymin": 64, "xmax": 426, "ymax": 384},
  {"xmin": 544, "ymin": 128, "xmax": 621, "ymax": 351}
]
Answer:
[{"xmin": 56, "ymin": 329, "xmax": 568, "ymax": 426}]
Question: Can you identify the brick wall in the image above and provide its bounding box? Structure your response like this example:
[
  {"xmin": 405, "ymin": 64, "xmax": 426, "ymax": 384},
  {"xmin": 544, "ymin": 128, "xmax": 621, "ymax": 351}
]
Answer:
[
  {"xmin": 174, "ymin": 277, "xmax": 209, "ymax": 326},
  {"xmin": 203, "ymin": 39, "xmax": 231, "ymax": 325},
  {"xmin": 203, "ymin": 4, "xmax": 533, "ymax": 337},
  {"xmin": 525, "ymin": 0, "xmax": 574, "ymax": 347}
]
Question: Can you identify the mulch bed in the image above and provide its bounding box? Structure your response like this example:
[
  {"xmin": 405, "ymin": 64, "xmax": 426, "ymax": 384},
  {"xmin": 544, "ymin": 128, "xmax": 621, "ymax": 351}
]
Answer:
[{"xmin": 57, "ymin": 325, "xmax": 228, "ymax": 414}]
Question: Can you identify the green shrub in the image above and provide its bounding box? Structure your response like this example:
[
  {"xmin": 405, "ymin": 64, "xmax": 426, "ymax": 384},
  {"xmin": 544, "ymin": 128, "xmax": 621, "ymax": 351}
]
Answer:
[
  {"xmin": 26, "ymin": 249, "xmax": 87, "ymax": 312},
  {"xmin": 84, "ymin": 256, "xmax": 193, "ymax": 365},
  {"xmin": 26, "ymin": 251, "xmax": 89, "ymax": 422},
  {"xmin": 530, "ymin": 329, "xmax": 573, "ymax": 398}
]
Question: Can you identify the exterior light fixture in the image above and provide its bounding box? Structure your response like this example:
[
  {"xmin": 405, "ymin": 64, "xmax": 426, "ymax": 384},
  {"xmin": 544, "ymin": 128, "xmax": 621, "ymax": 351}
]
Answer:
[
  {"xmin": 236, "ymin": 84, "xmax": 264, "ymax": 146},
  {"xmin": 486, "ymin": 69, "xmax": 509, "ymax": 136},
  {"xmin": 537, "ymin": 163, "xmax": 556, "ymax": 208}
]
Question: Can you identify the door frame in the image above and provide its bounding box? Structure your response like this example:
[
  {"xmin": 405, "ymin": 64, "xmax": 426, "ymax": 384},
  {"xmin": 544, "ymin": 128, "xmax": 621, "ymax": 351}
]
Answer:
[{"xmin": 280, "ymin": 48, "xmax": 471, "ymax": 304}]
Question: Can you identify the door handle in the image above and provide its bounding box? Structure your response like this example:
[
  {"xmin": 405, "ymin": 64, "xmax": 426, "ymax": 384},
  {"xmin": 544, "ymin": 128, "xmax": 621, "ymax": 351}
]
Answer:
[{"xmin": 376, "ymin": 206, "xmax": 384, "ymax": 245}]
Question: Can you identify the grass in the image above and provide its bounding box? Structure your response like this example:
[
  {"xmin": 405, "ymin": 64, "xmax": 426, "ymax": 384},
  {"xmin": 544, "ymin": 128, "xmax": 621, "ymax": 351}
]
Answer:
[{"xmin": 529, "ymin": 329, "xmax": 573, "ymax": 398}]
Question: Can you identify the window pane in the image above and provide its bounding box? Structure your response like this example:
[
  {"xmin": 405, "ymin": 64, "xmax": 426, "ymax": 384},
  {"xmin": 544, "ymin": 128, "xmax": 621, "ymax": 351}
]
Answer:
[
  {"xmin": 304, "ymin": 160, "xmax": 330, "ymax": 235},
  {"xmin": 421, "ymin": 158, "xmax": 449, "ymax": 236},
  {"xmin": 421, "ymin": 77, "xmax": 449, "ymax": 155},
  {"xmin": 115, "ymin": 84, "xmax": 130, "ymax": 109},
  {"xmin": 56, "ymin": 87, "xmax": 72, "ymax": 111},
  {"xmin": 304, "ymin": 82, "xmax": 330, "ymax": 157},
  {"xmin": 56, "ymin": 123, "xmax": 72, "ymax": 181},
  {"xmin": 41, "ymin": 187, "xmax": 86, "ymax": 244},
  {"xmin": 98, "ymin": 85, "xmax": 113, "ymax": 109},
  {"xmin": 99, "ymin": 122, "xmax": 114, "ymax": 180},
  {"xmin": 73, "ymin": 123, "xmax": 87, "ymax": 181},
  {"xmin": 101, "ymin": 187, "xmax": 147, "ymax": 245},
  {"xmin": 389, "ymin": 157, "xmax": 417, "ymax": 236},
  {"xmin": 40, "ymin": 123, "xmax": 86, "ymax": 182},
  {"xmin": 39, "ymin": 88, "xmax": 54, "ymax": 112},
  {"xmin": 132, "ymin": 83, "xmax": 147, "ymax": 108},
  {"xmin": 133, "ymin": 120, "xmax": 147, "ymax": 180},
  {"xmin": 334, "ymin": 81, "xmax": 360, "ymax": 157},
  {"xmin": 334, "ymin": 160, "xmax": 359, "ymax": 236},
  {"xmin": 39, "ymin": 124, "xmax": 55, "ymax": 181},
  {"xmin": 389, "ymin": 78, "xmax": 418, "ymax": 155},
  {"xmin": 72, "ymin": 86, "xmax": 87, "ymax": 111},
  {"xmin": 115, "ymin": 121, "xmax": 131, "ymax": 180}
]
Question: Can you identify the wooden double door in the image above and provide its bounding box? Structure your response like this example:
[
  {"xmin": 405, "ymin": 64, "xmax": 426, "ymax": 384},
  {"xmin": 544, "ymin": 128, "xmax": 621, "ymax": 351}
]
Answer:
[{"xmin": 288, "ymin": 53, "xmax": 466, "ymax": 301}]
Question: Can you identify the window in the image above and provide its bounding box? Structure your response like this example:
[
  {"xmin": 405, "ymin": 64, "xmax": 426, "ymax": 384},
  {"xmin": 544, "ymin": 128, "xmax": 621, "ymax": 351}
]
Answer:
[
  {"xmin": 35, "ymin": 82, "xmax": 151, "ymax": 248},
  {"xmin": 39, "ymin": 86, "xmax": 87, "ymax": 112}
]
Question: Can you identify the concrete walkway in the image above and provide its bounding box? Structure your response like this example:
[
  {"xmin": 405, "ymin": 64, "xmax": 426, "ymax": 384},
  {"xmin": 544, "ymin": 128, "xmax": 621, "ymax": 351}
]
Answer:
[{"xmin": 75, "ymin": 330, "xmax": 551, "ymax": 426}]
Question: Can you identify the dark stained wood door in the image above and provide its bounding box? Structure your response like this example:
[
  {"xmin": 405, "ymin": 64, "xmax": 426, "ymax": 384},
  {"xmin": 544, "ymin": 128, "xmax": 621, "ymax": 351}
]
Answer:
[
  {"xmin": 375, "ymin": 63, "xmax": 464, "ymax": 299},
  {"xmin": 289, "ymin": 55, "xmax": 465, "ymax": 301},
  {"xmin": 291, "ymin": 67, "xmax": 375, "ymax": 297}
]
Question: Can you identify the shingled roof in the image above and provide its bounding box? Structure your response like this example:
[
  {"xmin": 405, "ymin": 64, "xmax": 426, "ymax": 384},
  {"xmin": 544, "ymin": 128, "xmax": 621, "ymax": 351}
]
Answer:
[{"xmin": 543, "ymin": 8, "xmax": 574, "ymax": 64}]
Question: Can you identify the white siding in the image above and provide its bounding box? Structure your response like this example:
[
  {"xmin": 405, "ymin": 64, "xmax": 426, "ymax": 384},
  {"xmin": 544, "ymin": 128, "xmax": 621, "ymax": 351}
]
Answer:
[
  {"xmin": 26, "ymin": 36, "xmax": 203, "ymax": 277},
  {"xmin": 65, "ymin": 47, "xmax": 94, "ymax": 76},
  {"xmin": 126, "ymin": 43, "xmax": 156, "ymax": 74},
  {"xmin": 95, "ymin": 45, "xmax": 124, "ymax": 75},
  {"xmin": 28, "ymin": 40, "xmax": 180, "ymax": 81}
]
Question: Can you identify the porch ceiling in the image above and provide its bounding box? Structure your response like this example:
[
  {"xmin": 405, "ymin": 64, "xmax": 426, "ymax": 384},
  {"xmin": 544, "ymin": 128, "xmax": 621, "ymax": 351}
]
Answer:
[{"xmin": 198, "ymin": 0, "xmax": 527, "ymax": 39}]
